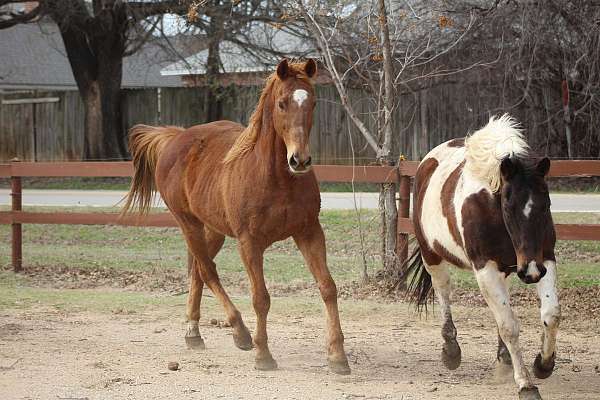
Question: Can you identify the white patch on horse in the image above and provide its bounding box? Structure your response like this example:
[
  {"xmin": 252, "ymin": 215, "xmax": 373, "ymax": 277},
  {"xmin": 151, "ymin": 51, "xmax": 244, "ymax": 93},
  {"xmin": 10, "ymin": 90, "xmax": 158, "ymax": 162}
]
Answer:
[
  {"xmin": 475, "ymin": 262, "xmax": 533, "ymax": 390},
  {"xmin": 421, "ymin": 142, "xmax": 471, "ymax": 268},
  {"xmin": 187, "ymin": 320, "xmax": 200, "ymax": 336},
  {"xmin": 523, "ymin": 195, "xmax": 534, "ymax": 218},
  {"xmin": 455, "ymin": 167, "xmax": 490, "ymax": 260},
  {"xmin": 293, "ymin": 89, "xmax": 309, "ymax": 106},
  {"xmin": 537, "ymin": 260, "xmax": 560, "ymax": 360}
]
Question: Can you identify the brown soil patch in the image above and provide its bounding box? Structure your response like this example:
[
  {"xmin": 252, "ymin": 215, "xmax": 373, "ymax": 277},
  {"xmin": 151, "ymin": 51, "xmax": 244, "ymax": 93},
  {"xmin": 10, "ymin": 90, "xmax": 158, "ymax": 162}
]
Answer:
[{"xmin": 1, "ymin": 296, "xmax": 599, "ymax": 400}]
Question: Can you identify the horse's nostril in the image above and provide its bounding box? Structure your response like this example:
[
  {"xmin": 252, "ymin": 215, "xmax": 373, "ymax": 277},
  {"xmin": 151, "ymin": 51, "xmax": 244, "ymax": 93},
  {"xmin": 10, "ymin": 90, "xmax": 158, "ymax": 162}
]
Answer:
[
  {"xmin": 289, "ymin": 154, "xmax": 299, "ymax": 168},
  {"xmin": 305, "ymin": 156, "xmax": 312, "ymax": 167}
]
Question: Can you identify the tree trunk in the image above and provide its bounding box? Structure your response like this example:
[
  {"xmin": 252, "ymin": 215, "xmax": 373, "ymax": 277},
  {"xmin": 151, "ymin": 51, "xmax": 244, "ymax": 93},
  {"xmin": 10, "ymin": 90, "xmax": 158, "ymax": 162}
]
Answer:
[
  {"xmin": 206, "ymin": 40, "xmax": 224, "ymax": 122},
  {"xmin": 82, "ymin": 77, "xmax": 126, "ymax": 160},
  {"xmin": 377, "ymin": 0, "xmax": 399, "ymax": 273},
  {"xmin": 51, "ymin": 1, "xmax": 128, "ymax": 160},
  {"xmin": 206, "ymin": 4, "xmax": 225, "ymax": 122}
]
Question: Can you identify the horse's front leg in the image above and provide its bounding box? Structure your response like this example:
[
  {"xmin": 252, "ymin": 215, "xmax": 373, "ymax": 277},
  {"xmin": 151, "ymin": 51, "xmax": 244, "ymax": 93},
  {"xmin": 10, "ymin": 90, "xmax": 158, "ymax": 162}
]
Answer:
[
  {"xmin": 293, "ymin": 223, "xmax": 350, "ymax": 375},
  {"xmin": 238, "ymin": 237, "xmax": 277, "ymax": 371},
  {"xmin": 475, "ymin": 262, "xmax": 541, "ymax": 400},
  {"xmin": 533, "ymin": 260, "xmax": 560, "ymax": 379}
]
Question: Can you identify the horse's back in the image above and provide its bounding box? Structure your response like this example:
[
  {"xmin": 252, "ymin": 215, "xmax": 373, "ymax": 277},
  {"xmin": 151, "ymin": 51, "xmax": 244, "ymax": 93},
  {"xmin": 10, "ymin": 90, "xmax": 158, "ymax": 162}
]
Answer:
[
  {"xmin": 154, "ymin": 120, "xmax": 243, "ymax": 214},
  {"xmin": 156, "ymin": 120, "xmax": 241, "ymax": 171}
]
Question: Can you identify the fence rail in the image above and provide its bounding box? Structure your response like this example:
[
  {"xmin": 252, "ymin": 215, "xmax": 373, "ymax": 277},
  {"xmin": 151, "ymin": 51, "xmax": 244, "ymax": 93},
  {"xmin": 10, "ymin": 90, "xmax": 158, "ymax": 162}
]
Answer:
[{"xmin": 2, "ymin": 160, "xmax": 600, "ymax": 272}]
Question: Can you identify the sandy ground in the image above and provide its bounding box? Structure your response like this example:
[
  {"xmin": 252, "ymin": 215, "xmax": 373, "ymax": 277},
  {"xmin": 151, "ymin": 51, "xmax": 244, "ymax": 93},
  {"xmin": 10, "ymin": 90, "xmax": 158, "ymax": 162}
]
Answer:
[{"xmin": 1, "ymin": 293, "xmax": 599, "ymax": 400}]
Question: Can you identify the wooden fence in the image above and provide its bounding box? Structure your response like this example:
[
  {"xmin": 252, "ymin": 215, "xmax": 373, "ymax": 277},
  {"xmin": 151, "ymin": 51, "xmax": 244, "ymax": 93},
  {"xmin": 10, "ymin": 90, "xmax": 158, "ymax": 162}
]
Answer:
[{"xmin": 1, "ymin": 160, "xmax": 600, "ymax": 273}]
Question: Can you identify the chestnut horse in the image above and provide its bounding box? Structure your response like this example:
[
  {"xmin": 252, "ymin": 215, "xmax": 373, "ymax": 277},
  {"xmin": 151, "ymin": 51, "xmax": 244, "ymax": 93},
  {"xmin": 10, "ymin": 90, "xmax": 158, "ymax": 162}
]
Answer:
[
  {"xmin": 122, "ymin": 59, "xmax": 350, "ymax": 374},
  {"xmin": 407, "ymin": 115, "xmax": 559, "ymax": 400}
]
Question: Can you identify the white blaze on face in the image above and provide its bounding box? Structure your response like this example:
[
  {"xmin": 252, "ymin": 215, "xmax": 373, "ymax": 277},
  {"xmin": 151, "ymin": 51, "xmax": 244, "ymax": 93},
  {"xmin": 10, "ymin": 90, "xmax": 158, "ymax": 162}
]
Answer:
[
  {"xmin": 523, "ymin": 195, "xmax": 534, "ymax": 218},
  {"xmin": 293, "ymin": 89, "xmax": 309, "ymax": 107}
]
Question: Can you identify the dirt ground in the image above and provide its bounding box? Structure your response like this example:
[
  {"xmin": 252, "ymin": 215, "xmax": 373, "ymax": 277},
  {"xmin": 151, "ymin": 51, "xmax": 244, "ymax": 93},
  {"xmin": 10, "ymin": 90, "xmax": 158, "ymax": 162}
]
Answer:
[{"xmin": 1, "ymin": 291, "xmax": 599, "ymax": 400}]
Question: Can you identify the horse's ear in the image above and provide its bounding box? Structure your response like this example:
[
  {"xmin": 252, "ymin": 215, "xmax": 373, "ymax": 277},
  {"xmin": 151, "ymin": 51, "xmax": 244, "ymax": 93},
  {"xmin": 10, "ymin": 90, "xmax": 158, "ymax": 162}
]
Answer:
[
  {"xmin": 500, "ymin": 157, "xmax": 517, "ymax": 181},
  {"xmin": 277, "ymin": 59, "xmax": 289, "ymax": 80},
  {"xmin": 305, "ymin": 59, "xmax": 317, "ymax": 78},
  {"xmin": 536, "ymin": 157, "xmax": 551, "ymax": 177}
]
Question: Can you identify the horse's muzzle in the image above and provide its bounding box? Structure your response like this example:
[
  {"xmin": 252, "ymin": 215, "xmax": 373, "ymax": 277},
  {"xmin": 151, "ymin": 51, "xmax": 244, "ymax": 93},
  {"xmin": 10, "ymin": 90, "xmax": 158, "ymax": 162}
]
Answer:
[
  {"xmin": 288, "ymin": 152, "xmax": 312, "ymax": 174},
  {"xmin": 517, "ymin": 261, "xmax": 547, "ymax": 284}
]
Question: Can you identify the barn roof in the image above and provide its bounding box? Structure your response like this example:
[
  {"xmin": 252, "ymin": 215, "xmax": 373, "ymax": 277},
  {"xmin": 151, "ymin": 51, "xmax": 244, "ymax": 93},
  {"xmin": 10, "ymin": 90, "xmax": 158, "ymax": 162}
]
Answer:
[
  {"xmin": 0, "ymin": 19, "xmax": 194, "ymax": 90},
  {"xmin": 161, "ymin": 23, "xmax": 315, "ymax": 76}
]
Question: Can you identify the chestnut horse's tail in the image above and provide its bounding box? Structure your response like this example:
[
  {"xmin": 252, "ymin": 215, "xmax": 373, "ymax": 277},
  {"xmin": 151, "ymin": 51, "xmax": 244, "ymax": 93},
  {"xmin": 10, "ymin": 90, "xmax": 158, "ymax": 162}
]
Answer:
[{"xmin": 121, "ymin": 124, "xmax": 182, "ymax": 216}]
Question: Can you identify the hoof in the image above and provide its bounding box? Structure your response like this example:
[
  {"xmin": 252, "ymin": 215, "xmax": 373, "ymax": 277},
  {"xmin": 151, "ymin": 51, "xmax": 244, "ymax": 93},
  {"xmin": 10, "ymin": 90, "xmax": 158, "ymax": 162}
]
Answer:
[
  {"xmin": 233, "ymin": 327, "xmax": 253, "ymax": 351},
  {"xmin": 442, "ymin": 340, "xmax": 462, "ymax": 370},
  {"xmin": 185, "ymin": 335, "xmax": 206, "ymax": 350},
  {"xmin": 255, "ymin": 356, "xmax": 278, "ymax": 371},
  {"xmin": 533, "ymin": 352, "xmax": 555, "ymax": 379},
  {"xmin": 328, "ymin": 358, "xmax": 351, "ymax": 375},
  {"xmin": 493, "ymin": 360, "xmax": 514, "ymax": 384},
  {"xmin": 498, "ymin": 349, "xmax": 512, "ymax": 366},
  {"xmin": 518, "ymin": 386, "xmax": 542, "ymax": 400}
]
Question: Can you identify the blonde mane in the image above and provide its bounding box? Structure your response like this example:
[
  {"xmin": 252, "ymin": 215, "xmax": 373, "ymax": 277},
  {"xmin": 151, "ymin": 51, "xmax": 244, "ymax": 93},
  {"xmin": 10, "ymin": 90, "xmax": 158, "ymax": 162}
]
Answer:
[
  {"xmin": 223, "ymin": 62, "xmax": 313, "ymax": 164},
  {"xmin": 464, "ymin": 114, "xmax": 529, "ymax": 192}
]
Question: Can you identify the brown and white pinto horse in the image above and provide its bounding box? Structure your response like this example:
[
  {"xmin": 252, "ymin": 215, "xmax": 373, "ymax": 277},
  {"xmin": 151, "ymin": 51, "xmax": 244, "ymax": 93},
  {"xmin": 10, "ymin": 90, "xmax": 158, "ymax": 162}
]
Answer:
[
  {"xmin": 121, "ymin": 59, "xmax": 350, "ymax": 374},
  {"xmin": 408, "ymin": 115, "xmax": 560, "ymax": 400}
]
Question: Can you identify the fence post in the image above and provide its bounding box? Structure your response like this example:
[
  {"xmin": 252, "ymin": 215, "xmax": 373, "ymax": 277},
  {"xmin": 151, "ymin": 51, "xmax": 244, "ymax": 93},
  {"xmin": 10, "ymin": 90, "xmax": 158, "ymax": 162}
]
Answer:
[
  {"xmin": 11, "ymin": 158, "xmax": 22, "ymax": 272},
  {"xmin": 396, "ymin": 158, "xmax": 410, "ymax": 266}
]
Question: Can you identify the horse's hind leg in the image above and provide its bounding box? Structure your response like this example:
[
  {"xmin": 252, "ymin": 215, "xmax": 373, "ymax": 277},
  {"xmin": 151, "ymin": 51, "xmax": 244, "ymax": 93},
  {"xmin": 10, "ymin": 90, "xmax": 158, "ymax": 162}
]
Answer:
[
  {"xmin": 185, "ymin": 251, "xmax": 205, "ymax": 349},
  {"xmin": 533, "ymin": 260, "xmax": 560, "ymax": 379},
  {"xmin": 238, "ymin": 238, "xmax": 277, "ymax": 371},
  {"xmin": 185, "ymin": 228, "xmax": 225, "ymax": 349},
  {"xmin": 425, "ymin": 262, "xmax": 461, "ymax": 370},
  {"xmin": 475, "ymin": 262, "xmax": 541, "ymax": 400},
  {"xmin": 179, "ymin": 216, "xmax": 253, "ymax": 351}
]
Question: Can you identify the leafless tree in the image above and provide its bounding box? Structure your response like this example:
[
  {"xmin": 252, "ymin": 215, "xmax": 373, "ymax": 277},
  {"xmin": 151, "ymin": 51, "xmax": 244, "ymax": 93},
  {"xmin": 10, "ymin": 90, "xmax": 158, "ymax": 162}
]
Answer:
[
  {"xmin": 446, "ymin": 0, "xmax": 600, "ymax": 158},
  {"xmin": 295, "ymin": 0, "xmax": 479, "ymax": 275},
  {"xmin": 185, "ymin": 0, "xmax": 297, "ymax": 121}
]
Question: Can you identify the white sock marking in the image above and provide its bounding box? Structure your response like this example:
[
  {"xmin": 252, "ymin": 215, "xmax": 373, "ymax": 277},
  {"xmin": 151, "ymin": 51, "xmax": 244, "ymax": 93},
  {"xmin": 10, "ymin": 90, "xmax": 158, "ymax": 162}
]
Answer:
[
  {"xmin": 537, "ymin": 260, "xmax": 560, "ymax": 359},
  {"xmin": 293, "ymin": 89, "xmax": 309, "ymax": 106},
  {"xmin": 475, "ymin": 262, "xmax": 533, "ymax": 390},
  {"xmin": 187, "ymin": 320, "xmax": 200, "ymax": 336}
]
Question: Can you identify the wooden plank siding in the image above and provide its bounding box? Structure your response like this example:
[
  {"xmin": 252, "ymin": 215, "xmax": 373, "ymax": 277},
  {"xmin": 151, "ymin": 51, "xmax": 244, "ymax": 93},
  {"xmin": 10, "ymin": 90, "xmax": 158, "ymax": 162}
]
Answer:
[
  {"xmin": 0, "ymin": 92, "xmax": 35, "ymax": 161},
  {"xmin": 2, "ymin": 85, "xmax": 599, "ymax": 166},
  {"xmin": 0, "ymin": 84, "xmax": 538, "ymax": 163}
]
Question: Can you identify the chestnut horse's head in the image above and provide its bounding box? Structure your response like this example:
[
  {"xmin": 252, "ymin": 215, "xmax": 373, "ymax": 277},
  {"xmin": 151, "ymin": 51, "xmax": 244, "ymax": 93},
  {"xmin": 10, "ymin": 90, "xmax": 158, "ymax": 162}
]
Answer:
[
  {"xmin": 500, "ymin": 156, "xmax": 553, "ymax": 284},
  {"xmin": 271, "ymin": 59, "xmax": 317, "ymax": 175}
]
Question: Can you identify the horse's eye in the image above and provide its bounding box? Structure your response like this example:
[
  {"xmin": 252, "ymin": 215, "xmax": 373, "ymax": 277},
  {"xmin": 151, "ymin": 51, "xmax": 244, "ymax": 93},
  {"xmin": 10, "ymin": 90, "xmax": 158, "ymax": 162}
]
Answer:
[{"xmin": 278, "ymin": 100, "xmax": 285, "ymax": 110}]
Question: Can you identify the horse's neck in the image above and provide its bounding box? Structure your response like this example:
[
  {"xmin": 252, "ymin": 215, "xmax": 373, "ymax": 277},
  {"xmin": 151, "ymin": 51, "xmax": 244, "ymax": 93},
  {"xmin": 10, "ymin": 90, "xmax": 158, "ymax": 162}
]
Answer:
[{"xmin": 252, "ymin": 122, "xmax": 290, "ymax": 183}]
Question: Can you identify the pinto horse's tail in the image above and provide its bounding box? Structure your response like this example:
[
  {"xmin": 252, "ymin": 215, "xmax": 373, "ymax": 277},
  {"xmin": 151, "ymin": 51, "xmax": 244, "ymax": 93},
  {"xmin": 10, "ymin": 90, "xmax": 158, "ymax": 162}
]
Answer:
[
  {"xmin": 402, "ymin": 247, "xmax": 434, "ymax": 311},
  {"xmin": 121, "ymin": 124, "xmax": 181, "ymax": 216}
]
